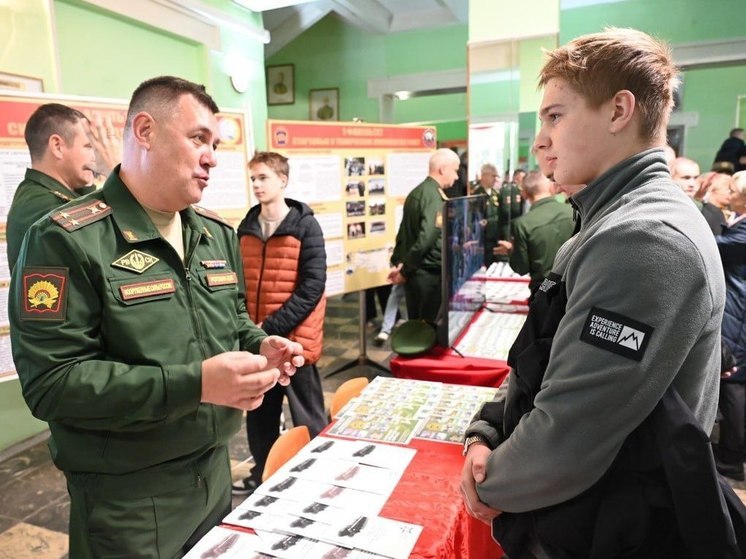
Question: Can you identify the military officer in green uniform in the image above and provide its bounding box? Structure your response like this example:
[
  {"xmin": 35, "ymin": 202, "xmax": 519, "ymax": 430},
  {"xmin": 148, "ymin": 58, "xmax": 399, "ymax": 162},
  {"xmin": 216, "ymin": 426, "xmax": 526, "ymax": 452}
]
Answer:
[
  {"xmin": 497, "ymin": 177, "xmax": 524, "ymax": 243},
  {"xmin": 7, "ymin": 103, "xmax": 120, "ymax": 272},
  {"xmin": 9, "ymin": 76, "xmax": 304, "ymax": 559},
  {"xmin": 389, "ymin": 148, "xmax": 460, "ymax": 323},
  {"xmin": 495, "ymin": 170, "xmax": 575, "ymax": 289},
  {"xmin": 470, "ymin": 163, "xmax": 502, "ymax": 266}
]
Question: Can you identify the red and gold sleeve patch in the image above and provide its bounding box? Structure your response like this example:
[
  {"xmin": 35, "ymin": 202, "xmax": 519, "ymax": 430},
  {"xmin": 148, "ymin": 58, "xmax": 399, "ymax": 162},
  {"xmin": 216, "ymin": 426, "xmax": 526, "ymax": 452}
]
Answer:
[{"xmin": 21, "ymin": 267, "xmax": 69, "ymax": 321}]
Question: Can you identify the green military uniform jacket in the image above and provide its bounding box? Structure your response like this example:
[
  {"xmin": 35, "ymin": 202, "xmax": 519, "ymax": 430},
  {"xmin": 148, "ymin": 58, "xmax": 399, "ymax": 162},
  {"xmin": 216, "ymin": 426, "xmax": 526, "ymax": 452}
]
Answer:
[
  {"xmin": 471, "ymin": 184, "xmax": 500, "ymax": 241},
  {"xmin": 6, "ymin": 168, "xmax": 92, "ymax": 273},
  {"xmin": 9, "ymin": 168, "xmax": 266, "ymax": 494},
  {"xmin": 509, "ymin": 196, "xmax": 575, "ymax": 289},
  {"xmin": 392, "ymin": 176, "xmax": 445, "ymax": 277},
  {"xmin": 497, "ymin": 181, "xmax": 523, "ymax": 241}
]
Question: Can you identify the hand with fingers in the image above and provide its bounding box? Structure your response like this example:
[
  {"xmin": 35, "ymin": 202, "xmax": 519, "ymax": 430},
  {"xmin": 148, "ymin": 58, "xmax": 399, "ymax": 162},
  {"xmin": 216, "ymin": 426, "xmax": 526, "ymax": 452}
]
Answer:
[
  {"xmin": 200, "ymin": 351, "xmax": 281, "ymax": 410},
  {"xmin": 460, "ymin": 445, "xmax": 502, "ymax": 525},
  {"xmin": 260, "ymin": 335, "xmax": 304, "ymax": 387},
  {"xmin": 85, "ymin": 115, "xmax": 122, "ymax": 178}
]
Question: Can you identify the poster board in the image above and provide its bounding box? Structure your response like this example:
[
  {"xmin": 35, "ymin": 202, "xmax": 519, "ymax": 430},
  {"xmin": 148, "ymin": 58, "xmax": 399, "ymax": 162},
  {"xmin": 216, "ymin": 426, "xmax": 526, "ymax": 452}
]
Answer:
[
  {"xmin": 268, "ymin": 120, "xmax": 436, "ymax": 297},
  {"xmin": 0, "ymin": 91, "xmax": 253, "ymax": 381}
]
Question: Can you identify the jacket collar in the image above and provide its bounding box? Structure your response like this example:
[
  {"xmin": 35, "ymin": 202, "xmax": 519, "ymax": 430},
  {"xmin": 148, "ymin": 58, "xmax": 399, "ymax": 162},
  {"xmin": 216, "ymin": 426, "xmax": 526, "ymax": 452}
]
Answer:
[
  {"xmin": 570, "ymin": 148, "xmax": 670, "ymax": 230},
  {"xmin": 102, "ymin": 165, "xmax": 203, "ymax": 244},
  {"xmin": 24, "ymin": 168, "xmax": 79, "ymax": 199}
]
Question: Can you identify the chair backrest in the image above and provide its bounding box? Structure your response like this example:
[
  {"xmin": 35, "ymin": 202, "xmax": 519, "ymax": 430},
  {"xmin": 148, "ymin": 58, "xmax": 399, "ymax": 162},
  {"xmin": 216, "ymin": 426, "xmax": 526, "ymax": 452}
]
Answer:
[
  {"xmin": 330, "ymin": 377, "xmax": 369, "ymax": 418},
  {"xmin": 262, "ymin": 425, "xmax": 311, "ymax": 482}
]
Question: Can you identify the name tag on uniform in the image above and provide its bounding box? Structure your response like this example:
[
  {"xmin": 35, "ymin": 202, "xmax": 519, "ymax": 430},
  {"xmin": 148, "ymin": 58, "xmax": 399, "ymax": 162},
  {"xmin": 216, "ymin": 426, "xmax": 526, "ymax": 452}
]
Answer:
[
  {"xmin": 119, "ymin": 279, "xmax": 176, "ymax": 301},
  {"xmin": 206, "ymin": 272, "xmax": 237, "ymax": 287}
]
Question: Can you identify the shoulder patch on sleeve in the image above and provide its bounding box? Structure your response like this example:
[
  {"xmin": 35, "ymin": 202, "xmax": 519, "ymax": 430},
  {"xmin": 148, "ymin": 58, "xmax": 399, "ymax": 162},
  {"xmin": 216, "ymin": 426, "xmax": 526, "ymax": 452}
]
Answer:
[
  {"xmin": 51, "ymin": 200, "xmax": 111, "ymax": 232},
  {"xmin": 21, "ymin": 267, "xmax": 68, "ymax": 321},
  {"xmin": 192, "ymin": 205, "xmax": 232, "ymax": 227},
  {"xmin": 579, "ymin": 307, "xmax": 654, "ymax": 362}
]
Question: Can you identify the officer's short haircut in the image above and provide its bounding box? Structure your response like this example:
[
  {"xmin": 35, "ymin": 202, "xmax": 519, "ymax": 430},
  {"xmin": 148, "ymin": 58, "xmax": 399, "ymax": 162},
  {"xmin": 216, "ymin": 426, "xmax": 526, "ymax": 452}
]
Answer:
[
  {"xmin": 125, "ymin": 76, "xmax": 220, "ymax": 134},
  {"xmin": 539, "ymin": 27, "xmax": 679, "ymax": 145},
  {"xmin": 480, "ymin": 163, "xmax": 498, "ymax": 176},
  {"xmin": 249, "ymin": 151, "xmax": 289, "ymax": 179},
  {"xmin": 25, "ymin": 103, "xmax": 87, "ymax": 162},
  {"xmin": 730, "ymin": 128, "xmax": 744, "ymax": 138},
  {"xmin": 522, "ymin": 170, "xmax": 551, "ymax": 197}
]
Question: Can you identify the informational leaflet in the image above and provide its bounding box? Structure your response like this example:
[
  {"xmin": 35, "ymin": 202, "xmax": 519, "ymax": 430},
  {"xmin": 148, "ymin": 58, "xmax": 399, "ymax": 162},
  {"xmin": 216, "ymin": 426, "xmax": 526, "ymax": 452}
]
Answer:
[
  {"xmin": 268, "ymin": 120, "xmax": 435, "ymax": 293},
  {"xmin": 328, "ymin": 376, "xmax": 498, "ymax": 445},
  {"xmin": 182, "ymin": 526, "xmax": 264, "ymax": 559}
]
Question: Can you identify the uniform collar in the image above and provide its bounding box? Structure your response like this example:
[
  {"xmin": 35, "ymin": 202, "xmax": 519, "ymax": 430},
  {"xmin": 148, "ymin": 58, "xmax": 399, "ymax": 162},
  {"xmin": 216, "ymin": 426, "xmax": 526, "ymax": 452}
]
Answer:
[
  {"xmin": 24, "ymin": 168, "xmax": 78, "ymax": 199},
  {"xmin": 528, "ymin": 197, "xmax": 556, "ymax": 210},
  {"xmin": 102, "ymin": 165, "xmax": 202, "ymax": 244}
]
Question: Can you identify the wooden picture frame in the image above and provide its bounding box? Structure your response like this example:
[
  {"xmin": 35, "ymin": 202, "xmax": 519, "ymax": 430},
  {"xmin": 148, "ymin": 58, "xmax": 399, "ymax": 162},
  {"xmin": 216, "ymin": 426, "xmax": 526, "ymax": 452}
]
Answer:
[
  {"xmin": 266, "ymin": 64, "xmax": 294, "ymax": 105},
  {"xmin": 309, "ymin": 88, "xmax": 339, "ymax": 121},
  {"xmin": 0, "ymin": 71, "xmax": 44, "ymax": 93}
]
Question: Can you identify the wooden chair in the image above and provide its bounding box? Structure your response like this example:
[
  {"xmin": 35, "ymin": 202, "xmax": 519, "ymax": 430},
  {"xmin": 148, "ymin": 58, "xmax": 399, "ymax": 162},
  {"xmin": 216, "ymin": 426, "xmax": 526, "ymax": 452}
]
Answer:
[
  {"xmin": 330, "ymin": 377, "xmax": 369, "ymax": 418},
  {"xmin": 262, "ymin": 425, "xmax": 311, "ymax": 482}
]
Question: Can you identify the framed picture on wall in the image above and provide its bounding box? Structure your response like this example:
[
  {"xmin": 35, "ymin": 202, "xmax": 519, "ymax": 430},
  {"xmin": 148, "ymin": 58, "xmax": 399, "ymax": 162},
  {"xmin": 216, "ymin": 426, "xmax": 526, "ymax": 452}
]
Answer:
[
  {"xmin": 309, "ymin": 88, "xmax": 339, "ymax": 121},
  {"xmin": 0, "ymin": 71, "xmax": 44, "ymax": 93},
  {"xmin": 266, "ymin": 64, "xmax": 294, "ymax": 105}
]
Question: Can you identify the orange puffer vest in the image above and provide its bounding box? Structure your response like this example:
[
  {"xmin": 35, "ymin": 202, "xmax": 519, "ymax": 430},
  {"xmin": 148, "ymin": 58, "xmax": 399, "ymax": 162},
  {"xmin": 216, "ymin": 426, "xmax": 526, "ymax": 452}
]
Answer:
[{"xmin": 238, "ymin": 201, "xmax": 326, "ymax": 364}]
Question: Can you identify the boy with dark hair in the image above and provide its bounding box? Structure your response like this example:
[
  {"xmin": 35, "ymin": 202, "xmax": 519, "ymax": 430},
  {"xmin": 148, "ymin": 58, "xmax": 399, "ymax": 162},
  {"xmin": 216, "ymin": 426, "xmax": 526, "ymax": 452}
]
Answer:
[{"xmin": 233, "ymin": 151, "xmax": 327, "ymax": 495}]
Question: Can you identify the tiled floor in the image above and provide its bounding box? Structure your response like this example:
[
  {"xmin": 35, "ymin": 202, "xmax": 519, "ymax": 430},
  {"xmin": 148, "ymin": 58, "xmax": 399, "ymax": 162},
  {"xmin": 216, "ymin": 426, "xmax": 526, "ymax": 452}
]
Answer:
[{"xmin": 1, "ymin": 293, "xmax": 745, "ymax": 557}]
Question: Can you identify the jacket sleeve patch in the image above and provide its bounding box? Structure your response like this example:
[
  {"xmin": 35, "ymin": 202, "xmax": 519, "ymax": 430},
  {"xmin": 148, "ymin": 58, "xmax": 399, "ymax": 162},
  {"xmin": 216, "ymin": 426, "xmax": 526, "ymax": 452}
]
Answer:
[
  {"xmin": 21, "ymin": 267, "xmax": 68, "ymax": 321},
  {"xmin": 579, "ymin": 306, "xmax": 654, "ymax": 361}
]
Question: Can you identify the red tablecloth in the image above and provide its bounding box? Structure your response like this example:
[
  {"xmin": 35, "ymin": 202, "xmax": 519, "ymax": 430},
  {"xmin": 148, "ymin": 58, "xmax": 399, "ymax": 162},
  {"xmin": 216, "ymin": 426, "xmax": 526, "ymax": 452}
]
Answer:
[
  {"xmin": 379, "ymin": 436, "xmax": 503, "ymax": 558},
  {"xmin": 390, "ymin": 345, "xmax": 510, "ymax": 388}
]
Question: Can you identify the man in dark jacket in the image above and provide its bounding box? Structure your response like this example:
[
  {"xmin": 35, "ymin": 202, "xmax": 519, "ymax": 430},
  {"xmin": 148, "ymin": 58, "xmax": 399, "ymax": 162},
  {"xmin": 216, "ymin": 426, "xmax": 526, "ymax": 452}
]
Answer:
[
  {"xmin": 715, "ymin": 170, "xmax": 746, "ymax": 480},
  {"xmin": 389, "ymin": 148, "xmax": 459, "ymax": 323},
  {"xmin": 714, "ymin": 128, "xmax": 746, "ymax": 173},
  {"xmin": 233, "ymin": 151, "xmax": 327, "ymax": 495}
]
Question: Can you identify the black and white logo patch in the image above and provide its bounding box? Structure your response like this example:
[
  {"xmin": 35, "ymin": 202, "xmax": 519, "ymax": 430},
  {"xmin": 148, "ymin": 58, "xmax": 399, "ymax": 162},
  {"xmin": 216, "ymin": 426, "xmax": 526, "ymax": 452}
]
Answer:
[{"xmin": 579, "ymin": 307, "xmax": 653, "ymax": 361}]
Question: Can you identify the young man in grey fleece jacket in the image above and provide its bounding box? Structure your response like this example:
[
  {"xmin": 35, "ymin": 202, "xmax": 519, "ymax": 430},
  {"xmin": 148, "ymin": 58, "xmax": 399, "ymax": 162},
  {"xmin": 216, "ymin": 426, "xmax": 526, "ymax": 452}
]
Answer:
[{"xmin": 461, "ymin": 28, "xmax": 731, "ymax": 556}]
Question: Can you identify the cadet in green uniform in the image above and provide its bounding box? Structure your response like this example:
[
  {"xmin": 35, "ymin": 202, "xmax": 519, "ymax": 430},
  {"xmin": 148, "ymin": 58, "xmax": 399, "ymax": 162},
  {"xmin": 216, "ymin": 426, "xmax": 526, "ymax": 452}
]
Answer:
[
  {"xmin": 9, "ymin": 77, "xmax": 304, "ymax": 559},
  {"xmin": 389, "ymin": 148, "xmax": 460, "ymax": 323},
  {"xmin": 470, "ymin": 163, "xmax": 501, "ymax": 266},
  {"xmin": 495, "ymin": 170, "xmax": 575, "ymax": 289},
  {"xmin": 6, "ymin": 103, "xmax": 119, "ymax": 272}
]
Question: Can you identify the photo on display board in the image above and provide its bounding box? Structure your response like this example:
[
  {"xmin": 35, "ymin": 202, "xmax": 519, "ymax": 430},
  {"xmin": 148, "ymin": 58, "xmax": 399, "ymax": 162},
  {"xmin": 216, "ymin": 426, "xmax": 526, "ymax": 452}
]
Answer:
[
  {"xmin": 370, "ymin": 221, "xmax": 386, "ymax": 234},
  {"xmin": 368, "ymin": 201, "xmax": 385, "ymax": 216},
  {"xmin": 344, "ymin": 156, "xmax": 366, "ymax": 176},
  {"xmin": 346, "ymin": 180, "xmax": 365, "ymax": 196},
  {"xmin": 266, "ymin": 64, "xmax": 294, "ymax": 105},
  {"xmin": 368, "ymin": 158, "xmax": 385, "ymax": 175},
  {"xmin": 368, "ymin": 177, "xmax": 385, "ymax": 195},
  {"xmin": 310, "ymin": 87, "xmax": 339, "ymax": 121},
  {"xmin": 347, "ymin": 222, "xmax": 366, "ymax": 239},
  {"xmin": 346, "ymin": 201, "xmax": 366, "ymax": 217}
]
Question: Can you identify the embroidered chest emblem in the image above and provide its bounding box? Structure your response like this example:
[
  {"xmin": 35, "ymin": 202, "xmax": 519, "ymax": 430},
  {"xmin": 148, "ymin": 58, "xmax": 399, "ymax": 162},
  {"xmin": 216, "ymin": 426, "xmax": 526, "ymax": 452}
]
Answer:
[{"xmin": 112, "ymin": 250, "xmax": 159, "ymax": 274}]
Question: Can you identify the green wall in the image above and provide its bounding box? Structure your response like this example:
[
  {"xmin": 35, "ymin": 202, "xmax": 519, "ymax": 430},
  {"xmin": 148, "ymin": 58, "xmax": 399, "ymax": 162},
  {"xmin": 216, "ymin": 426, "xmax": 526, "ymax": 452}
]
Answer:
[
  {"xmin": 267, "ymin": 14, "xmax": 468, "ymax": 141},
  {"xmin": 561, "ymin": 0, "xmax": 746, "ymax": 171}
]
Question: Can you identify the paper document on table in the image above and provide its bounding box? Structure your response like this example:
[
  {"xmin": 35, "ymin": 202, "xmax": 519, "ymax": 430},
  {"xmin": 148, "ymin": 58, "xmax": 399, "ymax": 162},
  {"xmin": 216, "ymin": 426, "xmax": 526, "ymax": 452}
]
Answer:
[
  {"xmin": 324, "ymin": 515, "xmax": 423, "ymax": 559},
  {"xmin": 326, "ymin": 412, "xmax": 424, "ymax": 444},
  {"xmin": 301, "ymin": 436, "xmax": 416, "ymax": 471},
  {"xmin": 182, "ymin": 526, "xmax": 264, "ymax": 558},
  {"xmin": 275, "ymin": 455, "xmax": 402, "ymax": 496},
  {"xmin": 255, "ymin": 475, "xmax": 389, "ymax": 515}
]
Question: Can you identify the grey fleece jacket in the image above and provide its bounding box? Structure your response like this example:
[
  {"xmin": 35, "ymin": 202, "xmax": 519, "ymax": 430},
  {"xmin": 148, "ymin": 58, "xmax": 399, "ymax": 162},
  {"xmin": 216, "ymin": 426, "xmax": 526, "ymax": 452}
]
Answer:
[{"xmin": 471, "ymin": 148, "xmax": 725, "ymax": 513}]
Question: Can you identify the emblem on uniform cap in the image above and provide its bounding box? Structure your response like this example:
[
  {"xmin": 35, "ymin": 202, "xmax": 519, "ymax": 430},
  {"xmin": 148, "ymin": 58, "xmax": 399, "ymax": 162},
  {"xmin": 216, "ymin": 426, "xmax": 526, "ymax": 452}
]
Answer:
[
  {"xmin": 112, "ymin": 250, "xmax": 159, "ymax": 274},
  {"xmin": 21, "ymin": 267, "xmax": 68, "ymax": 321}
]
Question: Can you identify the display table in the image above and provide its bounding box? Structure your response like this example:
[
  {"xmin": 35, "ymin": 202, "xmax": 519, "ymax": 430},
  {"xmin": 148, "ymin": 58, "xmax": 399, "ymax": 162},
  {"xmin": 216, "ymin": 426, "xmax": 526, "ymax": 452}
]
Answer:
[
  {"xmin": 390, "ymin": 346, "xmax": 510, "ymax": 388},
  {"xmin": 379, "ymin": 435, "xmax": 502, "ymax": 558}
]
